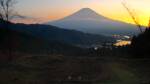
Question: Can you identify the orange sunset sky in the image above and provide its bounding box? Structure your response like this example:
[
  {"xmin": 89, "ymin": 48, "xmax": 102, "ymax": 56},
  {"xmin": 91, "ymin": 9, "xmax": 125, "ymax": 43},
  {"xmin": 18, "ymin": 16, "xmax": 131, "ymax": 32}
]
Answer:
[{"xmin": 13, "ymin": 0, "xmax": 150, "ymax": 26}]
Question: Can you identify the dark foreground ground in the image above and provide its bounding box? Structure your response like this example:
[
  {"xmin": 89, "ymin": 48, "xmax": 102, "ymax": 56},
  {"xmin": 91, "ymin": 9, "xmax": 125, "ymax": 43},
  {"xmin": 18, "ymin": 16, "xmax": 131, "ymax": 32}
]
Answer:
[{"xmin": 0, "ymin": 55, "xmax": 150, "ymax": 84}]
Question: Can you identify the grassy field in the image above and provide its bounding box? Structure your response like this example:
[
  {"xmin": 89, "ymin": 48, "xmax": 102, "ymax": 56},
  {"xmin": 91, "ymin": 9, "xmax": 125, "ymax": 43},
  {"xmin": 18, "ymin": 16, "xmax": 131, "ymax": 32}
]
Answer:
[{"xmin": 0, "ymin": 55, "xmax": 150, "ymax": 84}]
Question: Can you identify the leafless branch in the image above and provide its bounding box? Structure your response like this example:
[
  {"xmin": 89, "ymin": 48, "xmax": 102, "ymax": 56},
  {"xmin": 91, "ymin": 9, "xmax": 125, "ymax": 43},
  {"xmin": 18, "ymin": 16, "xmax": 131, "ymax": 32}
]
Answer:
[
  {"xmin": 0, "ymin": 0, "xmax": 16, "ymax": 21},
  {"xmin": 122, "ymin": 0, "xmax": 143, "ymax": 33}
]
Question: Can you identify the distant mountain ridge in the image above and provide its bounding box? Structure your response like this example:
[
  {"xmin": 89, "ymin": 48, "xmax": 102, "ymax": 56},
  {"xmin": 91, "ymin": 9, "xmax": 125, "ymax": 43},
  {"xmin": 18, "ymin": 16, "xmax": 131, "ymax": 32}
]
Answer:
[
  {"xmin": 0, "ymin": 21, "xmax": 84, "ymax": 55},
  {"xmin": 0, "ymin": 22, "xmax": 113, "ymax": 47},
  {"xmin": 48, "ymin": 8, "xmax": 141, "ymax": 36}
]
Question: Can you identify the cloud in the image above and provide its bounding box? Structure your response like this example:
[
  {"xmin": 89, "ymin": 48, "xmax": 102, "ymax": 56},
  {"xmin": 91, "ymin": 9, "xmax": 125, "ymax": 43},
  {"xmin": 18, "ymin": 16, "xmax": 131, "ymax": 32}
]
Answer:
[{"xmin": 11, "ymin": 16, "xmax": 45, "ymax": 24}]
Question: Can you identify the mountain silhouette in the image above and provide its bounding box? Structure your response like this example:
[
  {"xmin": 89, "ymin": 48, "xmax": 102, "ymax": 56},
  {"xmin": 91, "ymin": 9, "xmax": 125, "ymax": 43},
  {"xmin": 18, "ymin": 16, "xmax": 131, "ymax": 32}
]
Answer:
[
  {"xmin": 0, "ymin": 22, "xmax": 113, "ymax": 47},
  {"xmin": 60, "ymin": 8, "xmax": 106, "ymax": 21},
  {"xmin": 48, "ymin": 8, "xmax": 141, "ymax": 36},
  {"xmin": 0, "ymin": 25, "xmax": 82, "ymax": 55}
]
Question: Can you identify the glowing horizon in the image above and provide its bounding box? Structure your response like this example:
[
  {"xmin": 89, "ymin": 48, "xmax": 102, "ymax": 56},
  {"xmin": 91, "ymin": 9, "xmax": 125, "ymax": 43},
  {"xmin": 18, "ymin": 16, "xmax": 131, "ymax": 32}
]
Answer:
[{"xmin": 13, "ymin": 0, "xmax": 150, "ymax": 26}]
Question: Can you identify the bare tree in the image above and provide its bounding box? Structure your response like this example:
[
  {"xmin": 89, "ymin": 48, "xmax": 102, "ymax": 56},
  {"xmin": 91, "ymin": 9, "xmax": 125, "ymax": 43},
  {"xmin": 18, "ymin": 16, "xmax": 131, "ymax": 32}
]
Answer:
[
  {"xmin": 0, "ymin": 0, "xmax": 17, "ymax": 61},
  {"xmin": 122, "ymin": 0, "xmax": 143, "ymax": 33},
  {"xmin": 0, "ymin": 0, "xmax": 16, "ymax": 22}
]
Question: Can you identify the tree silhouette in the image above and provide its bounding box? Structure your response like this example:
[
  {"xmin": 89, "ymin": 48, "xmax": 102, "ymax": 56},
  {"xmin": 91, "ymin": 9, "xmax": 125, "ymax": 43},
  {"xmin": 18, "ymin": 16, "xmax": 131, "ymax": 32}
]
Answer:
[
  {"xmin": 0, "ymin": 0, "xmax": 17, "ymax": 22},
  {"xmin": 0, "ymin": 0, "xmax": 17, "ymax": 61},
  {"xmin": 121, "ymin": 0, "xmax": 150, "ymax": 58},
  {"xmin": 130, "ymin": 19, "xmax": 150, "ymax": 58}
]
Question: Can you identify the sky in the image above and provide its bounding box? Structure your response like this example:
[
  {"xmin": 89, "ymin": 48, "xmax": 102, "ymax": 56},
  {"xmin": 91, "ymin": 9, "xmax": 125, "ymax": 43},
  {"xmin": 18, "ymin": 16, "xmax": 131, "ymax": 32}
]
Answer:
[{"xmin": 13, "ymin": 0, "xmax": 150, "ymax": 26}]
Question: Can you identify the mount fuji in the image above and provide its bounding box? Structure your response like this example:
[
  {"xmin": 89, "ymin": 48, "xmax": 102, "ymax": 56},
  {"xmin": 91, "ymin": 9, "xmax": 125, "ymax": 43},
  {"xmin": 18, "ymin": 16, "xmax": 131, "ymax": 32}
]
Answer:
[{"xmin": 47, "ymin": 8, "xmax": 140, "ymax": 36}]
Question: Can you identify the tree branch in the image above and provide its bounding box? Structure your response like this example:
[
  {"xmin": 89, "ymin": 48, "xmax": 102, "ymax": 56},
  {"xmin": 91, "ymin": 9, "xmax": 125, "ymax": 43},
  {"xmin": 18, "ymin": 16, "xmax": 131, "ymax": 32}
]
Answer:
[{"xmin": 122, "ymin": 0, "xmax": 143, "ymax": 33}]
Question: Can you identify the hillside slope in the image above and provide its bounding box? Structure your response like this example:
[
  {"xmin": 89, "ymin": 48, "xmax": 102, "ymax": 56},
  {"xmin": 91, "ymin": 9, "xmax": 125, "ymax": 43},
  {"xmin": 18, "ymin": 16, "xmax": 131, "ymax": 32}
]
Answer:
[
  {"xmin": 8, "ymin": 23, "xmax": 113, "ymax": 46},
  {"xmin": 0, "ymin": 26, "xmax": 83, "ymax": 55}
]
